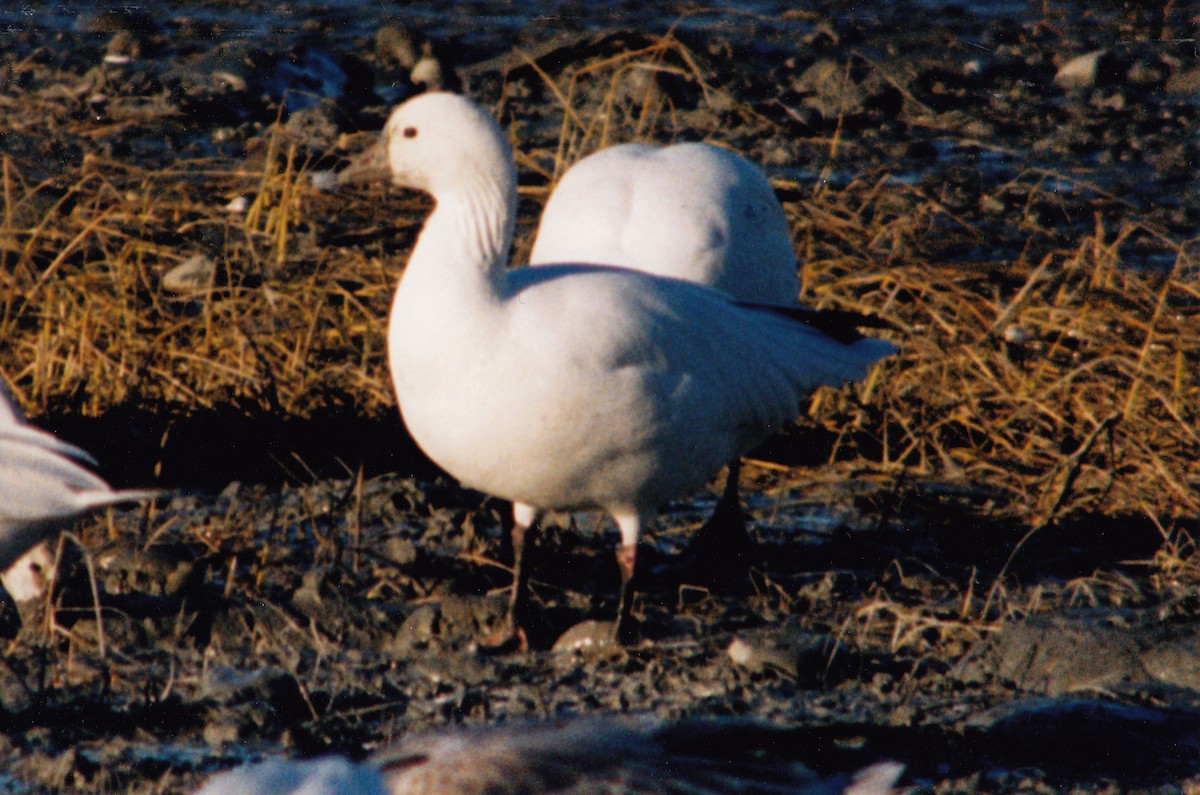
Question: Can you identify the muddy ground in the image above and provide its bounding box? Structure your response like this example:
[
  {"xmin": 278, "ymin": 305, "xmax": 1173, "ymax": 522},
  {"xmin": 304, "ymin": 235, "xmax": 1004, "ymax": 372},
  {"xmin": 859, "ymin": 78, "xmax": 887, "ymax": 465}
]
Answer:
[{"xmin": 1, "ymin": 1, "xmax": 1200, "ymax": 792}]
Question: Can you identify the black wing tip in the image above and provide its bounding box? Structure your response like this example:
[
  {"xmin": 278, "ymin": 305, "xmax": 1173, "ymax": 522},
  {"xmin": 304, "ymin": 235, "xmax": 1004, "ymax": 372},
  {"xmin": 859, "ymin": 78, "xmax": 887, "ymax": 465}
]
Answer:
[{"xmin": 737, "ymin": 302, "xmax": 896, "ymax": 344}]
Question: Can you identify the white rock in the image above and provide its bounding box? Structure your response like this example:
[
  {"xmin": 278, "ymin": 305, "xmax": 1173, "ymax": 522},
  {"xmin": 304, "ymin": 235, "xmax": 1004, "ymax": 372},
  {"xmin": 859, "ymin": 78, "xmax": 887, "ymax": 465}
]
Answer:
[
  {"xmin": 309, "ymin": 170, "xmax": 338, "ymax": 192},
  {"xmin": 162, "ymin": 253, "xmax": 216, "ymax": 294},
  {"xmin": 1055, "ymin": 50, "xmax": 1107, "ymax": 90}
]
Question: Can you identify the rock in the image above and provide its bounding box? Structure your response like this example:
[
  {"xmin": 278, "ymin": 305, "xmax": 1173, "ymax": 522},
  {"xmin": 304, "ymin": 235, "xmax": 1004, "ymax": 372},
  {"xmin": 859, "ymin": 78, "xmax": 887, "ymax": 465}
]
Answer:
[
  {"xmin": 954, "ymin": 611, "xmax": 1200, "ymax": 695},
  {"xmin": 310, "ymin": 170, "xmax": 338, "ymax": 192},
  {"xmin": 386, "ymin": 595, "xmax": 507, "ymax": 654},
  {"xmin": 1165, "ymin": 66, "xmax": 1200, "ymax": 95},
  {"xmin": 1126, "ymin": 56, "xmax": 1170, "ymax": 90},
  {"xmin": 0, "ymin": 542, "xmax": 55, "ymax": 603},
  {"xmin": 410, "ymin": 42, "xmax": 457, "ymax": 91},
  {"xmin": 284, "ymin": 99, "xmax": 342, "ymax": 148},
  {"xmin": 201, "ymin": 719, "xmax": 240, "ymax": 748},
  {"xmin": 1138, "ymin": 630, "xmax": 1200, "ymax": 690},
  {"xmin": 202, "ymin": 666, "xmax": 311, "ymax": 735},
  {"xmin": 0, "ymin": 660, "xmax": 33, "ymax": 712},
  {"xmin": 389, "ymin": 604, "xmax": 438, "ymax": 652},
  {"xmin": 94, "ymin": 539, "xmax": 207, "ymax": 597},
  {"xmin": 956, "ymin": 613, "xmax": 1141, "ymax": 694},
  {"xmin": 790, "ymin": 59, "xmax": 866, "ymax": 119},
  {"xmin": 1054, "ymin": 50, "xmax": 1123, "ymax": 90},
  {"xmin": 162, "ymin": 253, "xmax": 216, "ymax": 294},
  {"xmin": 727, "ymin": 623, "xmax": 857, "ymax": 685},
  {"xmin": 551, "ymin": 619, "xmax": 620, "ymax": 653},
  {"xmin": 382, "ymin": 537, "xmax": 418, "ymax": 566}
]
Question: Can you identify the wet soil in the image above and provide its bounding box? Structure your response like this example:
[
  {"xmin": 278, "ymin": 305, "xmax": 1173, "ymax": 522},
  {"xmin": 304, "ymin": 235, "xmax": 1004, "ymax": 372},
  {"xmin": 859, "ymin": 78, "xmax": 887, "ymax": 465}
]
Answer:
[{"xmin": 1, "ymin": 1, "xmax": 1199, "ymax": 792}]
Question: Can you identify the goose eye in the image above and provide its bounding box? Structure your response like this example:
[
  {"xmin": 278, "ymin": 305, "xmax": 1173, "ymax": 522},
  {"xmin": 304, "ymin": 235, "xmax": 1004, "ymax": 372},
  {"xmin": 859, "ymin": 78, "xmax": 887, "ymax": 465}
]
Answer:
[{"xmin": 403, "ymin": 126, "xmax": 418, "ymax": 139}]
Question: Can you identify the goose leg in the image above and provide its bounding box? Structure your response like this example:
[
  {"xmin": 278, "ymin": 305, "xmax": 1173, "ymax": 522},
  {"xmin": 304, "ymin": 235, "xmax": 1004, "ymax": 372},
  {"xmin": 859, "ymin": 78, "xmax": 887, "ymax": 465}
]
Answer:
[
  {"xmin": 613, "ymin": 542, "xmax": 639, "ymax": 644},
  {"xmin": 677, "ymin": 460, "xmax": 753, "ymax": 586},
  {"xmin": 479, "ymin": 501, "xmax": 539, "ymax": 653},
  {"xmin": 611, "ymin": 512, "xmax": 647, "ymax": 644}
]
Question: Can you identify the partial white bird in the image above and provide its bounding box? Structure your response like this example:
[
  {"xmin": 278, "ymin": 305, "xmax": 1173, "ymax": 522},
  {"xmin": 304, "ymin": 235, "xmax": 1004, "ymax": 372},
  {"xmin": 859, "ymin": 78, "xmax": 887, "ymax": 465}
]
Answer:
[
  {"xmin": 528, "ymin": 141, "xmax": 802, "ymax": 583},
  {"xmin": 381, "ymin": 716, "xmax": 905, "ymax": 795},
  {"xmin": 1, "ymin": 379, "xmax": 58, "ymax": 600},
  {"xmin": 0, "ymin": 376, "xmax": 157, "ymax": 576},
  {"xmin": 0, "ymin": 383, "xmax": 17, "ymax": 427},
  {"xmin": 195, "ymin": 716, "xmax": 905, "ymax": 795},
  {"xmin": 529, "ymin": 141, "xmax": 799, "ymax": 305},
  {"xmin": 339, "ymin": 92, "xmax": 895, "ymax": 648},
  {"xmin": 194, "ymin": 755, "xmax": 385, "ymax": 795}
]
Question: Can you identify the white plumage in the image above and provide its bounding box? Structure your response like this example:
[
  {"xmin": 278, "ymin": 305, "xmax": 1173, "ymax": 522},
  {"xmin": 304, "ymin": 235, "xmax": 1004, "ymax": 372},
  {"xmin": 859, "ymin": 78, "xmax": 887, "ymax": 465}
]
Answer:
[
  {"xmin": 195, "ymin": 716, "xmax": 905, "ymax": 795},
  {"xmin": 528, "ymin": 139, "xmax": 804, "ymax": 583},
  {"xmin": 0, "ymin": 377, "xmax": 156, "ymax": 574},
  {"xmin": 194, "ymin": 756, "xmax": 385, "ymax": 795},
  {"xmin": 529, "ymin": 141, "xmax": 799, "ymax": 306},
  {"xmin": 341, "ymin": 92, "xmax": 895, "ymax": 646}
]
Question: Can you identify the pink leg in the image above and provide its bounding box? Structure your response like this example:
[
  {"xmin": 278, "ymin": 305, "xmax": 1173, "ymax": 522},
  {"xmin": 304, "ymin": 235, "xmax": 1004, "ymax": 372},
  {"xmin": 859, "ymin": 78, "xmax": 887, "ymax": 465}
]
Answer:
[
  {"xmin": 611, "ymin": 511, "xmax": 646, "ymax": 644},
  {"xmin": 479, "ymin": 502, "xmax": 539, "ymax": 653}
]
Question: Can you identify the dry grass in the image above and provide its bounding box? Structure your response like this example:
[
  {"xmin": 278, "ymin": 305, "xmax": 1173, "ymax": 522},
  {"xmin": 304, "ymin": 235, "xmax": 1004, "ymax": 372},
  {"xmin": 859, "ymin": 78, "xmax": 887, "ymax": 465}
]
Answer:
[
  {"xmin": 500, "ymin": 31, "xmax": 1200, "ymax": 534},
  {"xmin": 0, "ymin": 136, "xmax": 402, "ymax": 418},
  {"xmin": 2, "ymin": 30, "xmax": 1199, "ymax": 547}
]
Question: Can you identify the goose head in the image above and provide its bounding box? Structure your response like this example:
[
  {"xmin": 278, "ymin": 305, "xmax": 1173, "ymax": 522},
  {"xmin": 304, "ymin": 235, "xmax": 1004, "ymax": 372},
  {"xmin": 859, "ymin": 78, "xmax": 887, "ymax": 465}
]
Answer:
[{"xmin": 338, "ymin": 91, "xmax": 516, "ymax": 199}]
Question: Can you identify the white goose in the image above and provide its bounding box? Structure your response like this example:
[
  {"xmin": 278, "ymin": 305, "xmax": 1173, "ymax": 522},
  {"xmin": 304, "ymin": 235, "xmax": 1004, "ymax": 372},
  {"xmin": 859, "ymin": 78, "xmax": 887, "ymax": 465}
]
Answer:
[
  {"xmin": 528, "ymin": 141, "xmax": 800, "ymax": 304},
  {"xmin": 529, "ymin": 141, "xmax": 803, "ymax": 583},
  {"xmin": 341, "ymin": 92, "xmax": 895, "ymax": 648},
  {"xmin": 196, "ymin": 715, "xmax": 905, "ymax": 795},
  {"xmin": 0, "ymin": 376, "xmax": 157, "ymax": 584}
]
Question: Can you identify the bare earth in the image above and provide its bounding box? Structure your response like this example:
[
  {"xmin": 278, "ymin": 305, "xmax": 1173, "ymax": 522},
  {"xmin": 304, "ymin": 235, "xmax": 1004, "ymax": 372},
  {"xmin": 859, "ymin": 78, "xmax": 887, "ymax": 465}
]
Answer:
[{"xmin": 0, "ymin": 1, "xmax": 1199, "ymax": 792}]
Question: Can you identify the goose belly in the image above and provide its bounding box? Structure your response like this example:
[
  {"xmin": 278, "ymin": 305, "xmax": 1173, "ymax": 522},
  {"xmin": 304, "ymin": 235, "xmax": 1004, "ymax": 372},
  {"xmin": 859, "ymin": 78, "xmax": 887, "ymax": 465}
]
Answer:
[{"xmin": 391, "ymin": 352, "xmax": 743, "ymax": 513}]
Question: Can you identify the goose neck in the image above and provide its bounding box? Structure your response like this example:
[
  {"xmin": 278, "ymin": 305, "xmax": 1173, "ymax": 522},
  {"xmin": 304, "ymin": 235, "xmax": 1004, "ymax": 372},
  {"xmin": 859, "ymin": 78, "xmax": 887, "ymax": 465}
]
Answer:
[{"xmin": 412, "ymin": 174, "xmax": 516, "ymax": 288}]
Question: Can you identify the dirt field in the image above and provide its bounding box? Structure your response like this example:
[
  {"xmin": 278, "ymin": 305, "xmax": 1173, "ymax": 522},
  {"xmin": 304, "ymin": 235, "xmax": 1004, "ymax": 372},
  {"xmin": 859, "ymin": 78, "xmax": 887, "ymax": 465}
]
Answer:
[{"xmin": 1, "ymin": 2, "xmax": 1199, "ymax": 792}]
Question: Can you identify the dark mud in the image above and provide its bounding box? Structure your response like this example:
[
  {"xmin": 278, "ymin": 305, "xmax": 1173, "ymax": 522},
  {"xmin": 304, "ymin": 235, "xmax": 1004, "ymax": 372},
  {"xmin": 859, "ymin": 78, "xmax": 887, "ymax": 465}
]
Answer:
[{"xmin": 1, "ymin": 2, "xmax": 1199, "ymax": 793}]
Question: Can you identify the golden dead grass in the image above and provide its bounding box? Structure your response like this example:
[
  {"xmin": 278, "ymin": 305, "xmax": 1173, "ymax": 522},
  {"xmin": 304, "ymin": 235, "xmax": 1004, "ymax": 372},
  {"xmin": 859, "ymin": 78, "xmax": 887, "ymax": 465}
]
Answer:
[
  {"xmin": 0, "ymin": 138, "xmax": 402, "ymax": 418},
  {"xmin": 503, "ymin": 30, "xmax": 1200, "ymax": 534},
  {"xmin": 1, "ymin": 29, "xmax": 1198, "ymax": 551},
  {"xmin": 803, "ymin": 181, "xmax": 1200, "ymax": 525}
]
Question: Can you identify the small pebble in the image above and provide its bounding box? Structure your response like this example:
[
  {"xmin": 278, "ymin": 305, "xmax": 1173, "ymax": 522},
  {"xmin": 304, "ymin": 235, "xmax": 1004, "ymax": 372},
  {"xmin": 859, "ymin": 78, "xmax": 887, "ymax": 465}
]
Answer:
[
  {"xmin": 1002, "ymin": 324, "xmax": 1031, "ymax": 344},
  {"xmin": 0, "ymin": 542, "xmax": 54, "ymax": 603},
  {"xmin": 1054, "ymin": 50, "xmax": 1105, "ymax": 90},
  {"xmin": 309, "ymin": 170, "xmax": 338, "ymax": 192},
  {"xmin": 162, "ymin": 253, "xmax": 216, "ymax": 294},
  {"xmin": 551, "ymin": 620, "xmax": 620, "ymax": 653}
]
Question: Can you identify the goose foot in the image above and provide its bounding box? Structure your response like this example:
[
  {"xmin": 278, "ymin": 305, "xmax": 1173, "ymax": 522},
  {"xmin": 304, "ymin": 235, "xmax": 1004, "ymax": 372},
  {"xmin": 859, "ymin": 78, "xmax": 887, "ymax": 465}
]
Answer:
[
  {"xmin": 475, "ymin": 506, "xmax": 536, "ymax": 654},
  {"xmin": 675, "ymin": 461, "xmax": 754, "ymax": 587},
  {"xmin": 476, "ymin": 623, "xmax": 528, "ymax": 655}
]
